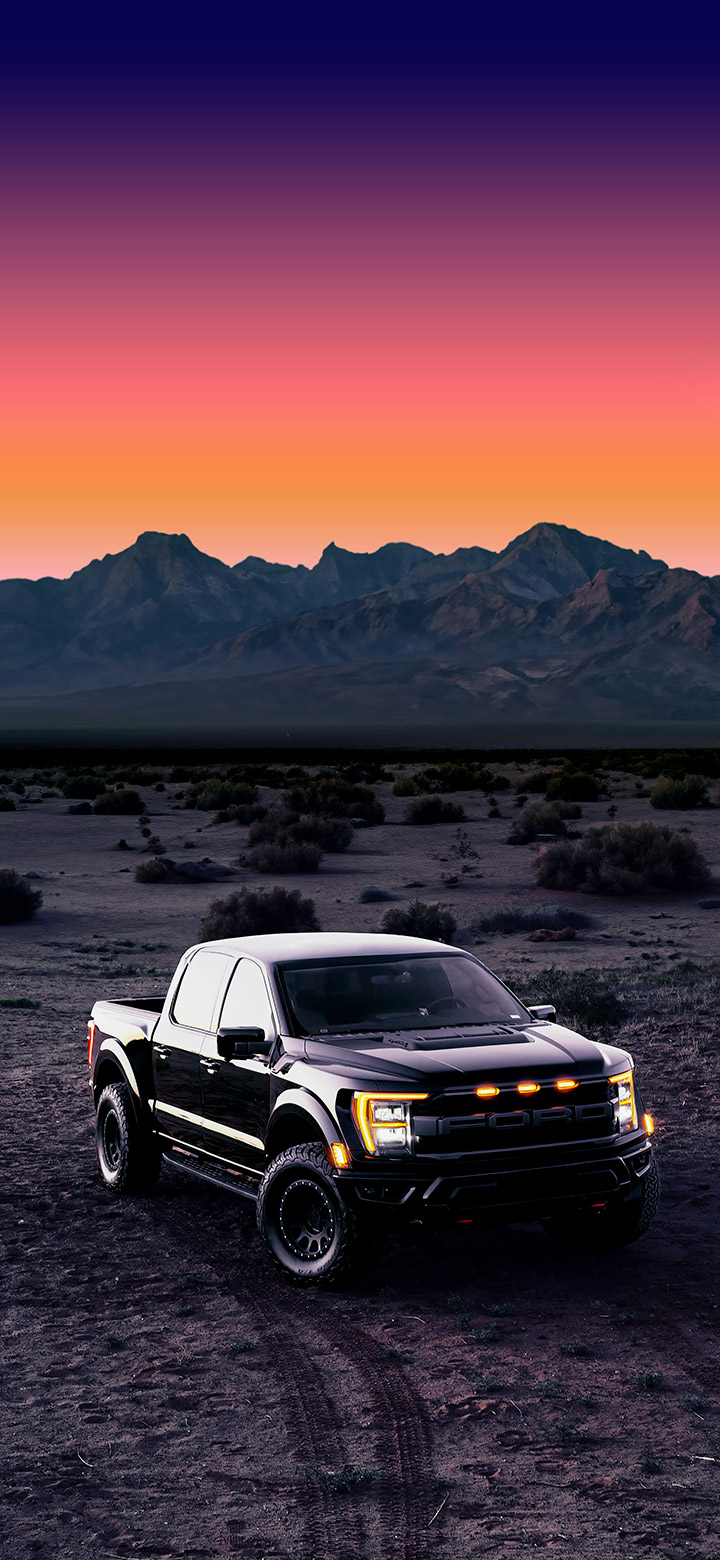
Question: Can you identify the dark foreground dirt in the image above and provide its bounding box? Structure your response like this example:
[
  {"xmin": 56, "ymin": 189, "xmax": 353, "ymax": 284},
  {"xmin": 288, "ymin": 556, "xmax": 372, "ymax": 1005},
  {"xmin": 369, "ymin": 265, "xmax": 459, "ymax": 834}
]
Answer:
[{"xmin": 2, "ymin": 939, "xmax": 719, "ymax": 1560}]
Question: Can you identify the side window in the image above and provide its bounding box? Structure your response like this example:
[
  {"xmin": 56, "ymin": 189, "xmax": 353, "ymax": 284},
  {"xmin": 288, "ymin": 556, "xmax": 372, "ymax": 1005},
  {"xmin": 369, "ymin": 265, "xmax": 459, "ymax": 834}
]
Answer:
[
  {"xmin": 172, "ymin": 951, "xmax": 233, "ymax": 1031},
  {"xmin": 219, "ymin": 959, "xmax": 276, "ymax": 1037}
]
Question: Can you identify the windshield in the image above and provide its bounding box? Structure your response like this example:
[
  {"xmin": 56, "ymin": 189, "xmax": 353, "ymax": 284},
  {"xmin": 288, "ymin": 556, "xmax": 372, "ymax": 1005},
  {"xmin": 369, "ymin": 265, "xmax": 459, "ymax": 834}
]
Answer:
[{"xmin": 276, "ymin": 954, "xmax": 530, "ymax": 1035}]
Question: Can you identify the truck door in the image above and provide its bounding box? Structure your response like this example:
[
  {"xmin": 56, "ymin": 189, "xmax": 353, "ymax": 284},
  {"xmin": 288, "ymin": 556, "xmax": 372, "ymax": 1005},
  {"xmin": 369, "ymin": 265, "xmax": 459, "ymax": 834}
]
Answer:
[
  {"xmin": 153, "ymin": 950, "xmax": 233, "ymax": 1150},
  {"xmin": 200, "ymin": 958, "xmax": 277, "ymax": 1172}
]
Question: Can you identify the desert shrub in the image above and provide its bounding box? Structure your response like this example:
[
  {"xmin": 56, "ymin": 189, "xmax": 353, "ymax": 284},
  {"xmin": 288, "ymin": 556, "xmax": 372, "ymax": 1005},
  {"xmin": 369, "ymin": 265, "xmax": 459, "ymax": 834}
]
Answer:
[
  {"xmin": 0, "ymin": 868, "xmax": 43, "ymax": 923},
  {"xmin": 199, "ymin": 885, "xmax": 320, "ymax": 940},
  {"xmin": 61, "ymin": 773, "xmax": 106, "ymax": 799},
  {"xmin": 186, "ymin": 779, "xmax": 260, "ymax": 811},
  {"xmin": 213, "ymin": 803, "xmax": 268, "ymax": 826},
  {"xmin": 287, "ymin": 778, "xmax": 384, "ymax": 824},
  {"xmin": 536, "ymin": 821, "xmax": 710, "ymax": 894},
  {"xmin": 0, "ymin": 796, "xmax": 17, "ymax": 811},
  {"xmin": 393, "ymin": 775, "xmax": 423, "ymax": 796},
  {"xmin": 288, "ymin": 815, "xmax": 354, "ymax": 852},
  {"xmin": 119, "ymin": 767, "xmax": 162, "ymax": 785},
  {"xmin": 249, "ymin": 840, "xmax": 323, "ymax": 873},
  {"xmin": 519, "ymin": 967, "xmax": 627, "ymax": 1030},
  {"xmin": 507, "ymin": 802, "xmax": 570, "ymax": 844},
  {"xmin": 517, "ymin": 770, "xmax": 555, "ymax": 794},
  {"xmin": 380, "ymin": 900, "xmax": 457, "ymax": 942},
  {"xmin": 650, "ymin": 776, "xmax": 709, "ymax": 810},
  {"xmin": 404, "ymin": 796, "xmax": 465, "ymax": 825},
  {"xmin": 477, "ymin": 905, "xmax": 591, "ymax": 935},
  {"xmin": 93, "ymin": 790, "xmax": 145, "ymax": 815},
  {"xmin": 135, "ymin": 857, "xmax": 175, "ymax": 883},
  {"xmin": 546, "ymin": 771, "xmax": 603, "ymax": 803}
]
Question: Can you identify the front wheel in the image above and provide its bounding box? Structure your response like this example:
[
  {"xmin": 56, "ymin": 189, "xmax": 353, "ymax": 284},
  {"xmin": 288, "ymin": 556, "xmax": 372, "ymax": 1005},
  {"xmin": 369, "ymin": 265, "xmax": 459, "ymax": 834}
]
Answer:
[
  {"xmin": 542, "ymin": 1160, "xmax": 660, "ymax": 1252},
  {"xmin": 257, "ymin": 1143, "xmax": 385, "ymax": 1287},
  {"xmin": 96, "ymin": 1081, "xmax": 161, "ymax": 1194}
]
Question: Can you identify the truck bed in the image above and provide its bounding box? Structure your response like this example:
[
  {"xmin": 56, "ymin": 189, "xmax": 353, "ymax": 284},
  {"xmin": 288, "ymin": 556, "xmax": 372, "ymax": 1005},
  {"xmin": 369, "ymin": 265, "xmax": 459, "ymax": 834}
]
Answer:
[{"xmin": 91, "ymin": 995, "xmax": 165, "ymax": 1044}]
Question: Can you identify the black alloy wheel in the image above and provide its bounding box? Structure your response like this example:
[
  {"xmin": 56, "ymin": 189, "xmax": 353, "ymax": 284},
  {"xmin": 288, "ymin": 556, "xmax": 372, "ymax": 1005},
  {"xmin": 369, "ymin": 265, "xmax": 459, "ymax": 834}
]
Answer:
[
  {"xmin": 257, "ymin": 1142, "xmax": 385, "ymax": 1287},
  {"xmin": 95, "ymin": 1080, "xmax": 162, "ymax": 1194}
]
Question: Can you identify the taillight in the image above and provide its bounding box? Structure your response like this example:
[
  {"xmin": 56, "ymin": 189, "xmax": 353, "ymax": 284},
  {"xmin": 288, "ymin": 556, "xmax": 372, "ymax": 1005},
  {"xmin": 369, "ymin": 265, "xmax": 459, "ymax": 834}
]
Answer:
[{"xmin": 87, "ymin": 1019, "xmax": 96, "ymax": 1064}]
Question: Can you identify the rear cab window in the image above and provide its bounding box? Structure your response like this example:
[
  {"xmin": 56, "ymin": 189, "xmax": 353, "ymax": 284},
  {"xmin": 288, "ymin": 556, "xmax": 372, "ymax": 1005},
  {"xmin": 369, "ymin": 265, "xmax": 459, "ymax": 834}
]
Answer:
[{"xmin": 172, "ymin": 950, "xmax": 232, "ymax": 1031}]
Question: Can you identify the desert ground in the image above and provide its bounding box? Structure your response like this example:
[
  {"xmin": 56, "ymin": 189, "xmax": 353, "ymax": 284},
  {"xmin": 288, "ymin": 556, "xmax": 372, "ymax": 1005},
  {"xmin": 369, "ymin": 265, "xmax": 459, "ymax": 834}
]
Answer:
[{"xmin": 2, "ymin": 757, "xmax": 719, "ymax": 1559}]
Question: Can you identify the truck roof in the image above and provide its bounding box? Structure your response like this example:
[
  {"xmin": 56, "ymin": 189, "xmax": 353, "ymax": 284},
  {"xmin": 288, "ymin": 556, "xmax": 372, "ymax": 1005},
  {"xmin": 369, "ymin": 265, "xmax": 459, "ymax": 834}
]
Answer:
[{"xmin": 185, "ymin": 931, "xmax": 464, "ymax": 965}]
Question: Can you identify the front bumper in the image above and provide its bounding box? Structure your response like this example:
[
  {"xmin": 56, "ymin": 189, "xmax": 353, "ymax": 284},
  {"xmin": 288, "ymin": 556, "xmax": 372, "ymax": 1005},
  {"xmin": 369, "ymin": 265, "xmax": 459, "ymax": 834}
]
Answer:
[{"xmin": 334, "ymin": 1131, "xmax": 654, "ymax": 1227}]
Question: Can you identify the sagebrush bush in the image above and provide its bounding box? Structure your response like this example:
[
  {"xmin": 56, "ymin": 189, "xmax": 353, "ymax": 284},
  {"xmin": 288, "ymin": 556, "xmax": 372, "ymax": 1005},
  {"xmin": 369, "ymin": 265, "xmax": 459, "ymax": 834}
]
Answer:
[
  {"xmin": 250, "ymin": 840, "xmax": 323, "ymax": 873},
  {"xmin": 0, "ymin": 868, "xmax": 43, "ymax": 923},
  {"xmin": 186, "ymin": 779, "xmax": 260, "ymax": 811},
  {"xmin": 650, "ymin": 776, "xmax": 708, "ymax": 810},
  {"xmin": 516, "ymin": 770, "xmax": 555, "ymax": 794},
  {"xmin": 536, "ymin": 821, "xmax": 710, "ymax": 894},
  {"xmin": 199, "ymin": 885, "xmax": 320, "ymax": 940},
  {"xmin": 286, "ymin": 778, "xmax": 384, "ymax": 824},
  {"xmin": 507, "ymin": 801, "xmax": 570, "ymax": 844},
  {"xmin": 248, "ymin": 805, "xmax": 352, "ymax": 854},
  {"xmin": 380, "ymin": 899, "xmax": 457, "ymax": 942},
  {"xmin": 518, "ymin": 966, "xmax": 626, "ymax": 1030},
  {"xmin": 477, "ymin": 905, "xmax": 591, "ymax": 934},
  {"xmin": 135, "ymin": 857, "xmax": 175, "ymax": 883},
  {"xmin": 93, "ymin": 790, "xmax": 145, "ymax": 815},
  {"xmin": 0, "ymin": 796, "xmax": 17, "ymax": 811},
  {"xmin": 404, "ymin": 795, "xmax": 465, "ymax": 825},
  {"xmin": 546, "ymin": 771, "xmax": 602, "ymax": 803},
  {"xmin": 61, "ymin": 773, "xmax": 106, "ymax": 799}
]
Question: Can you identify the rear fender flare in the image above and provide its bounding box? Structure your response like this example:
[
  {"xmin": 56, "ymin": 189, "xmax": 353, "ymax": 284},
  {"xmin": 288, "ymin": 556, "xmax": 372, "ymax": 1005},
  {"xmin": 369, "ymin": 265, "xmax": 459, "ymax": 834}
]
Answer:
[{"xmin": 94, "ymin": 1039, "xmax": 148, "ymax": 1119}]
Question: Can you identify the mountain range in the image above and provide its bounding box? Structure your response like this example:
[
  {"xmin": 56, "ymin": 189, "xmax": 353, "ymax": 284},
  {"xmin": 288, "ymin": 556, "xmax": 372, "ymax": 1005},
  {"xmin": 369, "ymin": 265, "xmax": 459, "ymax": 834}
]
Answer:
[{"xmin": 1, "ymin": 523, "xmax": 719, "ymax": 734}]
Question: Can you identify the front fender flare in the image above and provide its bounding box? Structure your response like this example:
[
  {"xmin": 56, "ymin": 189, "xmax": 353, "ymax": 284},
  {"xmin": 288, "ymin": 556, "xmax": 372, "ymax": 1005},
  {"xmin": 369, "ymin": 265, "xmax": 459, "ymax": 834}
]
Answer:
[{"xmin": 265, "ymin": 1091, "xmax": 341, "ymax": 1158}]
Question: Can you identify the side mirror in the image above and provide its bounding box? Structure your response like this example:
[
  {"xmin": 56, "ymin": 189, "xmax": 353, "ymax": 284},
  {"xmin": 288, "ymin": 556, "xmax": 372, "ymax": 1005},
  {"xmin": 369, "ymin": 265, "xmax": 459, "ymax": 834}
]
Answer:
[
  {"xmin": 217, "ymin": 1026, "xmax": 271, "ymax": 1060},
  {"xmin": 527, "ymin": 1004, "xmax": 556, "ymax": 1022}
]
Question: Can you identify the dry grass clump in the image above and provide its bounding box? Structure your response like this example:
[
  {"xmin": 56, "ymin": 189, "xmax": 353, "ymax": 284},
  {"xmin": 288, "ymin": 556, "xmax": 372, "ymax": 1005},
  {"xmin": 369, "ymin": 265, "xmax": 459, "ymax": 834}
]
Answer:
[
  {"xmin": 650, "ymin": 776, "xmax": 709, "ymax": 810},
  {"xmin": 404, "ymin": 796, "xmax": 465, "ymax": 825},
  {"xmin": 380, "ymin": 900, "xmax": 457, "ymax": 942},
  {"xmin": 93, "ymin": 789, "xmax": 145, "ymax": 815},
  {"xmin": 199, "ymin": 885, "xmax": 320, "ymax": 940},
  {"xmin": 476, "ymin": 905, "xmax": 591, "ymax": 935},
  {"xmin": 513, "ymin": 966, "xmax": 627, "ymax": 1031},
  {"xmin": 536, "ymin": 821, "xmax": 710, "ymax": 894},
  {"xmin": 0, "ymin": 868, "xmax": 43, "ymax": 923},
  {"xmin": 0, "ymin": 796, "xmax": 17, "ymax": 811},
  {"xmin": 135, "ymin": 857, "xmax": 175, "ymax": 883}
]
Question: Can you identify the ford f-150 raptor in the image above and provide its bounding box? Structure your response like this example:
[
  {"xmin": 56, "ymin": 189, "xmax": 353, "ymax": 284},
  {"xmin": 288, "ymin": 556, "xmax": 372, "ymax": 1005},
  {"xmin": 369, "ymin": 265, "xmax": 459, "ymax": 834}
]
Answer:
[{"xmin": 88, "ymin": 931, "xmax": 658, "ymax": 1285}]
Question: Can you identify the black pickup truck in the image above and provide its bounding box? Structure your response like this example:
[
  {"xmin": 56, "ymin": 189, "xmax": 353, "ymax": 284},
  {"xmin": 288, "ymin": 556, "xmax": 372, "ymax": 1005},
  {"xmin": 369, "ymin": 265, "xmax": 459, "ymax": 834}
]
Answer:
[{"xmin": 88, "ymin": 931, "xmax": 658, "ymax": 1285}]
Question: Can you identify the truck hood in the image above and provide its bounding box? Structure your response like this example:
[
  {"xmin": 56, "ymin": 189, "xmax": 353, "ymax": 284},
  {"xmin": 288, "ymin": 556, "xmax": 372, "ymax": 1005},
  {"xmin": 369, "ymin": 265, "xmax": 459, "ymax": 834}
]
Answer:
[{"xmin": 296, "ymin": 1021, "xmax": 624, "ymax": 1087}]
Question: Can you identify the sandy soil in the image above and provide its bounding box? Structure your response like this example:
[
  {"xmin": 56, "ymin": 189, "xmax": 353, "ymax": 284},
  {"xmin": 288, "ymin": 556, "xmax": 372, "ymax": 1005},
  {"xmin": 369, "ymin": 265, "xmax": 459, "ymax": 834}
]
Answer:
[{"xmin": 2, "ymin": 768, "xmax": 719, "ymax": 1558}]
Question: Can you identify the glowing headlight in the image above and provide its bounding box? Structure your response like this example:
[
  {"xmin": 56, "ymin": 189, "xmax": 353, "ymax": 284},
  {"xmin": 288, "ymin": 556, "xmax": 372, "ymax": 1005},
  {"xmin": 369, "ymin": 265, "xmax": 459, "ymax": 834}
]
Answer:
[
  {"xmin": 352, "ymin": 1092, "xmax": 428, "ymax": 1155},
  {"xmin": 609, "ymin": 1069, "xmax": 637, "ymax": 1133}
]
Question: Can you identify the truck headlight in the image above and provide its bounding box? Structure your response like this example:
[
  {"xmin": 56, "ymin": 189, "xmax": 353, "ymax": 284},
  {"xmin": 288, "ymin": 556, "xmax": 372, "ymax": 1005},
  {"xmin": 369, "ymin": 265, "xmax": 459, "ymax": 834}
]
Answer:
[
  {"xmin": 609, "ymin": 1070, "xmax": 637, "ymax": 1133},
  {"xmin": 352, "ymin": 1092, "xmax": 429, "ymax": 1155}
]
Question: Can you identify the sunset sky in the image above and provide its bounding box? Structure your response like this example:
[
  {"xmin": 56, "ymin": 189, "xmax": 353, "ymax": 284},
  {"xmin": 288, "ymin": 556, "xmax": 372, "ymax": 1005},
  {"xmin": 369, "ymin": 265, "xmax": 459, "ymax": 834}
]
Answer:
[{"xmin": 1, "ymin": 14, "xmax": 718, "ymax": 580}]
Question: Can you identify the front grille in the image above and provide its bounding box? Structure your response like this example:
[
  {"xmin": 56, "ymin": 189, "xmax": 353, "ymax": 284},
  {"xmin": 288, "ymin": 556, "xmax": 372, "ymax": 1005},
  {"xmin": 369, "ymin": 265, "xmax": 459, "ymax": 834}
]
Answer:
[{"xmin": 414, "ymin": 1078, "xmax": 614, "ymax": 1154}]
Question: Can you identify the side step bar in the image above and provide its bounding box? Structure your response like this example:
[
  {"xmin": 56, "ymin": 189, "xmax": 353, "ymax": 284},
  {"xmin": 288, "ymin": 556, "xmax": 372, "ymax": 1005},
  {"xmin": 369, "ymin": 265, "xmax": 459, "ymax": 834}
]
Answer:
[{"xmin": 162, "ymin": 1147, "xmax": 260, "ymax": 1202}]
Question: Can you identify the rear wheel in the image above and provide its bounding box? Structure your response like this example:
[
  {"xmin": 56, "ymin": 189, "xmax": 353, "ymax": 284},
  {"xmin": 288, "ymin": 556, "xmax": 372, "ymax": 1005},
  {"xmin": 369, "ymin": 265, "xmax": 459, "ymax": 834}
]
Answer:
[
  {"xmin": 542, "ymin": 1161, "xmax": 660, "ymax": 1252},
  {"xmin": 257, "ymin": 1143, "xmax": 384, "ymax": 1287},
  {"xmin": 96, "ymin": 1081, "xmax": 161, "ymax": 1194}
]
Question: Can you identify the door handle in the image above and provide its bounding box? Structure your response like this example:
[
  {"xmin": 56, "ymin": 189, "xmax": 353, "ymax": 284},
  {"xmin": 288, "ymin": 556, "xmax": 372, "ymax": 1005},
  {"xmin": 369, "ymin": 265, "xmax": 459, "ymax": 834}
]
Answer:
[
  {"xmin": 201, "ymin": 1060, "xmax": 220, "ymax": 1075},
  {"xmin": 154, "ymin": 1046, "xmax": 171, "ymax": 1060}
]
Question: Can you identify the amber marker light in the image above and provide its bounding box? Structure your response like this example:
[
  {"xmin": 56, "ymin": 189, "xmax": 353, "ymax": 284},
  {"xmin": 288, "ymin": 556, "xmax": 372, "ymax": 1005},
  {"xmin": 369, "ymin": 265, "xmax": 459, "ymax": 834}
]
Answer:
[
  {"xmin": 556, "ymin": 1078, "xmax": 578, "ymax": 1091},
  {"xmin": 517, "ymin": 1082, "xmax": 540, "ymax": 1095},
  {"xmin": 643, "ymin": 1113, "xmax": 655, "ymax": 1135},
  {"xmin": 475, "ymin": 1085, "xmax": 500, "ymax": 1099},
  {"xmin": 87, "ymin": 1019, "xmax": 96, "ymax": 1065},
  {"xmin": 330, "ymin": 1142, "xmax": 350, "ymax": 1168}
]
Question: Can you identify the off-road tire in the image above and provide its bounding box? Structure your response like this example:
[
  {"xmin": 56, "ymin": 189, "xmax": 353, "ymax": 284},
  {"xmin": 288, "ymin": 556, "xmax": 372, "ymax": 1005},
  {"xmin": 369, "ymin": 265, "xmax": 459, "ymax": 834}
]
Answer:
[
  {"xmin": 257, "ymin": 1142, "xmax": 385, "ymax": 1287},
  {"xmin": 542, "ymin": 1160, "xmax": 660, "ymax": 1252},
  {"xmin": 96, "ymin": 1081, "xmax": 162, "ymax": 1194}
]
